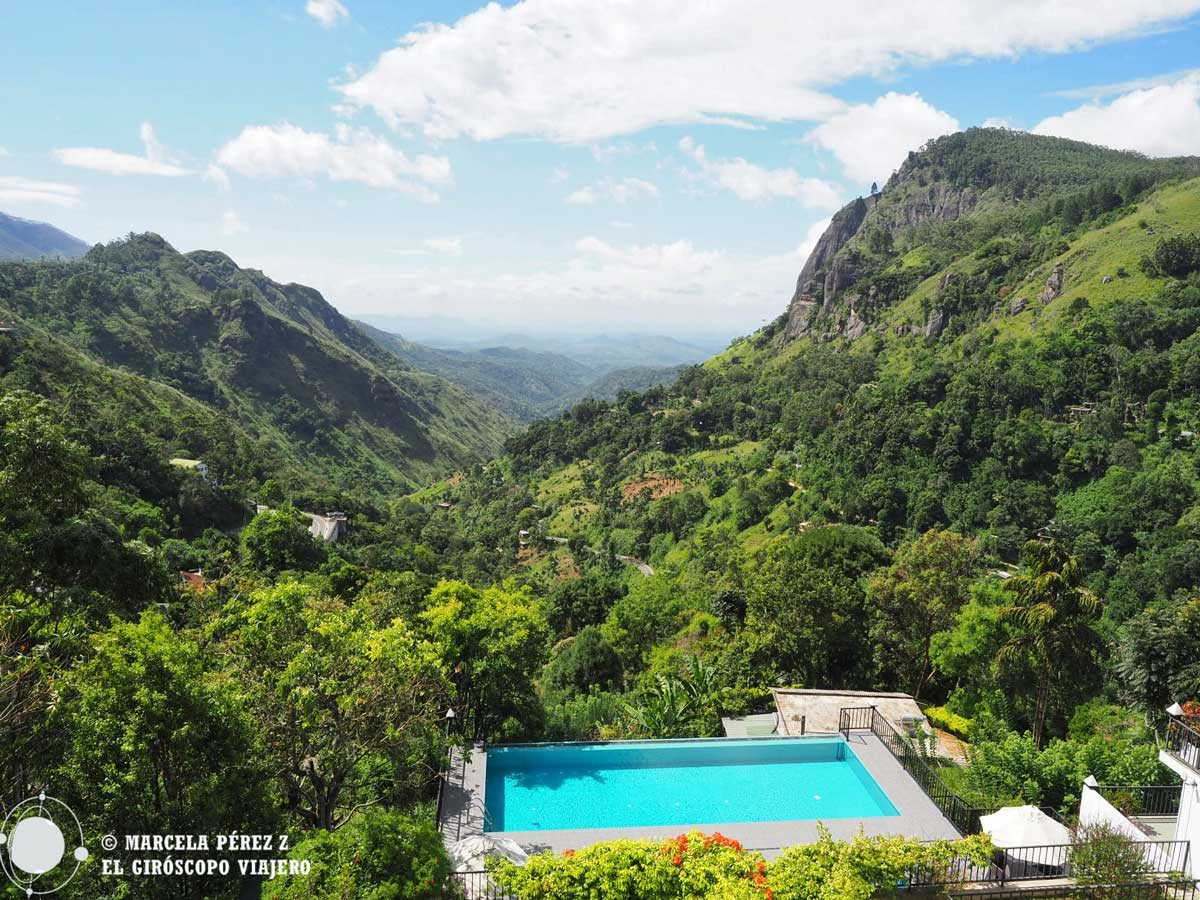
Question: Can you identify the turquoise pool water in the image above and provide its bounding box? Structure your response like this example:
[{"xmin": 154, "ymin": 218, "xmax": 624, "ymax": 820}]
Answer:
[{"xmin": 484, "ymin": 737, "xmax": 898, "ymax": 832}]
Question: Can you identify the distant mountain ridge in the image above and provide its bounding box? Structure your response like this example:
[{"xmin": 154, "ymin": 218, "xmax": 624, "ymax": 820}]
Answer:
[
  {"xmin": 357, "ymin": 320, "xmax": 698, "ymax": 420},
  {"xmin": 0, "ymin": 233, "xmax": 514, "ymax": 495},
  {"xmin": 0, "ymin": 211, "xmax": 89, "ymax": 261}
]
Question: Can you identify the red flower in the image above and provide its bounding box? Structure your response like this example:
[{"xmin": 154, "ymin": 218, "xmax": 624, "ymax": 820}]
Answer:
[
  {"xmin": 563, "ymin": 849, "xmax": 575, "ymax": 858},
  {"xmin": 671, "ymin": 854, "xmax": 683, "ymax": 866}
]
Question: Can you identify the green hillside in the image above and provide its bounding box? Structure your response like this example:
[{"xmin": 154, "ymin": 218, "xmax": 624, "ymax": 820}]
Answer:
[
  {"xmin": 0, "ymin": 233, "xmax": 515, "ymax": 497},
  {"xmin": 426, "ymin": 133, "xmax": 1200, "ymax": 647}
]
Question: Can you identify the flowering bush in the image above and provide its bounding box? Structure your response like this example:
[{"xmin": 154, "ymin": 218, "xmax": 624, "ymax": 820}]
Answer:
[
  {"xmin": 490, "ymin": 831, "xmax": 770, "ymax": 900},
  {"xmin": 1181, "ymin": 699, "xmax": 1200, "ymax": 727},
  {"xmin": 489, "ymin": 829, "xmax": 993, "ymax": 900}
]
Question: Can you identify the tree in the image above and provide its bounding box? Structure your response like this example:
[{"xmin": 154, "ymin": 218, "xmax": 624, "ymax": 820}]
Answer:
[
  {"xmin": 239, "ymin": 505, "xmax": 326, "ymax": 574},
  {"xmin": 222, "ymin": 581, "xmax": 450, "ymax": 830},
  {"xmin": 543, "ymin": 626, "xmax": 623, "ymax": 699},
  {"xmin": 997, "ymin": 541, "xmax": 1102, "ymax": 748},
  {"xmin": 0, "ymin": 391, "xmax": 168, "ymax": 611},
  {"xmin": 624, "ymin": 657, "xmax": 725, "ymax": 739},
  {"xmin": 1115, "ymin": 597, "xmax": 1200, "ymax": 713},
  {"xmin": 868, "ymin": 530, "xmax": 979, "ymax": 699},
  {"xmin": 746, "ymin": 527, "xmax": 886, "ymax": 689},
  {"xmin": 420, "ymin": 580, "xmax": 549, "ymax": 741},
  {"xmin": 271, "ymin": 808, "xmax": 456, "ymax": 900},
  {"xmin": 53, "ymin": 612, "xmax": 273, "ymax": 900}
]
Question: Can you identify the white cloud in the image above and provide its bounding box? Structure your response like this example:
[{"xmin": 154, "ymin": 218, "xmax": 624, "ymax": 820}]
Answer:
[
  {"xmin": 204, "ymin": 164, "xmax": 231, "ymax": 192},
  {"xmin": 761, "ymin": 217, "xmax": 833, "ymax": 270},
  {"xmin": 566, "ymin": 177, "xmax": 659, "ymax": 205},
  {"xmin": 981, "ymin": 116, "xmax": 1016, "ymax": 129},
  {"xmin": 1032, "ymin": 73, "xmax": 1200, "ymax": 157},
  {"xmin": 55, "ymin": 123, "xmax": 190, "ymax": 177},
  {"xmin": 0, "ymin": 147, "xmax": 9, "ymax": 157},
  {"xmin": 422, "ymin": 236, "xmax": 462, "ymax": 256},
  {"xmin": 336, "ymin": 1, "xmax": 1200, "ymax": 143},
  {"xmin": 220, "ymin": 210, "xmax": 248, "ymax": 235},
  {"xmin": 0, "ymin": 175, "xmax": 81, "ymax": 207},
  {"xmin": 679, "ymin": 137, "xmax": 841, "ymax": 207},
  {"xmin": 590, "ymin": 141, "xmax": 657, "ymax": 163},
  {"xmin": 214, "ymin": 122, "xmax": 452, "ymax": 201},
  {"xmin": 305, "ymin": 0, "xmax": 348, "ymax": 28},
  {"xmin": 549, "ymin": 166, "xmax": 570, "ymax": 184},
  {"xmin": 1051, "ymin": 67, "xmax": 1200, "ymax": 100},
  {"xmin": 807, "ymin": 92, "xmax": 960, "ymax": 184}
]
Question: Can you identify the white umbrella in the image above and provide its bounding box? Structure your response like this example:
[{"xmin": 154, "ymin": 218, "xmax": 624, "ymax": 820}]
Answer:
[
  {"xmin": 448, "ymin": 835, "xmax": 529, "ymax": 872},
  {"xmin": 980, "ymin": 806, "xmax": 1072, "ymax": 863}
]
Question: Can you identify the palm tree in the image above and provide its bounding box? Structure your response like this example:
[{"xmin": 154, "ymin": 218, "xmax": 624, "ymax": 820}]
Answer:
[{"xmin": 998, "ymin": 540, "xmax": 1101, "ymax": 748}]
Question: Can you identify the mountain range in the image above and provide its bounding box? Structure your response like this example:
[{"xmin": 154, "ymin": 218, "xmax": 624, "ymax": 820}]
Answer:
[
  {"xmin": 424, "ymin": 128, "xmax": 1200, "ymax": 624},
  {"xmin": 0, "ymin": 211, "xmax": 89, "ymax": 261},
  {"xmin": 356, "ymin": 320, "xmax": 691, "ymax": 420},
  {"xmin": 0, "ymin": 233, "xmax": 514, "ymax": 498}
]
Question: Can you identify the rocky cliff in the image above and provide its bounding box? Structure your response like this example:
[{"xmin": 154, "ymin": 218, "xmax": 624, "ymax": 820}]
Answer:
[
  {"xmin": 782, "ymin": 176, "xmax": 980, "ymax": 341},
  {"xmin": 777, "ymin": 127, "xmax": 1200, "ymax": 345}
]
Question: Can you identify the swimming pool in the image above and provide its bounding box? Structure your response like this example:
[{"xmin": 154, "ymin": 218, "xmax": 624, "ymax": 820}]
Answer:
[{"xmin": 484, "ymin": 736, "xmax": 898, "ymax": 832}]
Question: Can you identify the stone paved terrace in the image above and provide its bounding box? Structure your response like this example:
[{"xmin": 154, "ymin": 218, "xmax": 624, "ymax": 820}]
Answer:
[
  {"xmin": 772, "ymin": 688, "xmax": 929, "ymax": 736},
  {"xmin": 437, "ymin": 733, "xmax": 959, "ymax": 859}
]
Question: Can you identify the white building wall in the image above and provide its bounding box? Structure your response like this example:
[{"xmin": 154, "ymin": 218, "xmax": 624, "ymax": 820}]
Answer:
[
  {"xmin": 1154, "ymin": 755, "xmax": 1200, "ymax": 879},
  {"xmin": 1079, "ymin": 776, "xmax": 1187, "ymax": 875}
]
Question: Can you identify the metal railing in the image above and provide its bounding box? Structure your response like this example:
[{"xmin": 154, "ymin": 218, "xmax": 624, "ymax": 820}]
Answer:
[
  {"xmin": 839, "ymin": 705, "xmax": 990, "ymax": 835},
  {"xmin": 449, "ymin": 870, "xmax": 513, "ymax": 900},
  {"xmin": 909, "ymin": 841, "xmax": 1190, "ymax": 888},
  {"xmin": 1166, "ymin": 716, "xmax": 1200, "ymax": 773},
  {"xmin": 948, "ymin": 882, "xmax": 1198, "ymax": 899},
  {"xmin": 1089, "ymin": 784, "xmax": 1182, "ymax": 818}
]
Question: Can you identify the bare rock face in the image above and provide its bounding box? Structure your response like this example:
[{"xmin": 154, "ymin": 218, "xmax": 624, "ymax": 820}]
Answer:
[
  {"xmin": 781, "ymin": 178, "xmax": 982, "ymax": 343},
  {"xmin": 924, "ymin": 307, "xmax": 947, "ymax": 337},
  {"xmin": 844, "ymin": 309, "xmax": 868, "ymax": 340},
  {"xmin": 783, "ymin": 196, "xmax": 874, "ymax": 339},
  {"xmin": 1039, "ymin": 263, "xmax": 1066, "ymax": 303},
  {"xmin": 1009, "ymin": 296, "xmax": 1027, "ymax": 316}
]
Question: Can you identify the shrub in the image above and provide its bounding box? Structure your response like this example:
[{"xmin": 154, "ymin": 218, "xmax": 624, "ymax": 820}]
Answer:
[
  {"xmin": 491, "ymin": 831, "xmax": 769, "ymax": 900},
  {"xmin": 491, "ymin": 830, "xmax": 994, "ymax": 900},
  {"xmin": 271, "ymin": 808, "xmax": 455, "ymax": 899},
  {"xmin": 1069, "ymin": 822, "xmax": 1150, "ymax": 886},
  {"xmin": 769, "ymin": 828, "xmax": 993, "ymax": 900},
  {"xmin": 1152, "ymin": 233, "xmax": 1200, "ymax": 279},
  {"xmin": 926, "ymin": 705, "xmax": 974, "ymax": 740}
]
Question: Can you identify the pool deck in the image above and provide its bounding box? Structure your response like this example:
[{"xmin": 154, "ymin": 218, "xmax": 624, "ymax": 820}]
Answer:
[{"xmin": 438, "ymin": 733, "xmax": 959, "ymax": 859}]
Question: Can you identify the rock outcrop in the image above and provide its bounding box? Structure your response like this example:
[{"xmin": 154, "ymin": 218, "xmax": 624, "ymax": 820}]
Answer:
[
  {"xmin": 783, "ymin": 196, "xmax": 875, "ymax": 340},
  {"xmin": 1039, "ymin": 263, "xmax": 1066, "ymax": 303},
  {"xmin": 781, "ymin": 173, "xmax": 981, "ymax": 342}
]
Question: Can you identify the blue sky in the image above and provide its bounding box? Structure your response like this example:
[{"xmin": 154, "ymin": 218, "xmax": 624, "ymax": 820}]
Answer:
[{"xmin": 3, "ymin": 1, "xmax": 1200, "ymax": 338}]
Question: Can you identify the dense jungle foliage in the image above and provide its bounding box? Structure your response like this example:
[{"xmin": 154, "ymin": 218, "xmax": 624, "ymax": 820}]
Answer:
[{"xmin": 3, "ymin": 130, "xmax": 1200, "ymax": 899}]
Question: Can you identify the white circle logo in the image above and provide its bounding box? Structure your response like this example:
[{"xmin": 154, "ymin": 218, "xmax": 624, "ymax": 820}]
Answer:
[{"xmin": 0, "ymin": 793, "xmax": 87, "ymax": 896}]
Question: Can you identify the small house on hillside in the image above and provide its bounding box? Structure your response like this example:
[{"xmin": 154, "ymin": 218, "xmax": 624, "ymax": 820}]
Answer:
[
  {"xmin": 304, "ymin": 511, "xmax": 348, "ymax": 543},
  {"xmin": 179, "ymin": 570, "xmax": 207, "ymax": 592},
  {"xmin": 170, "ymin": 458, "xmax": 211, "ymax": 481}
]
